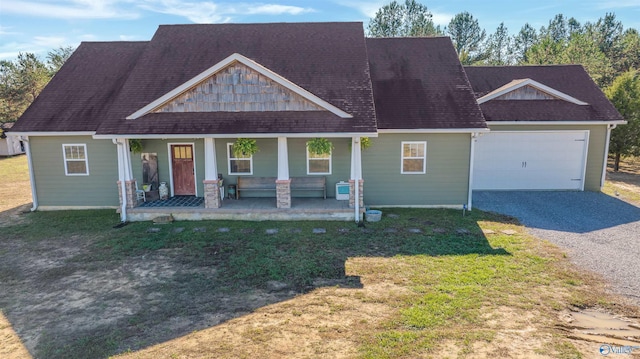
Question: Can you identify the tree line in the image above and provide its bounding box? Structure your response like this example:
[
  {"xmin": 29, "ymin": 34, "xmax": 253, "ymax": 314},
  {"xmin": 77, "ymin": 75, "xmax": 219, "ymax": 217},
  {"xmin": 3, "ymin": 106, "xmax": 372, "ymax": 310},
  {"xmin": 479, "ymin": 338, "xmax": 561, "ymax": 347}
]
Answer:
[
  {"xmin": 0, "ymin": 46, "xmax": 75, "ymax": 132},
  {"xmin": 369, "ymin": 0, "xmax": 640, "ymax": 170}
]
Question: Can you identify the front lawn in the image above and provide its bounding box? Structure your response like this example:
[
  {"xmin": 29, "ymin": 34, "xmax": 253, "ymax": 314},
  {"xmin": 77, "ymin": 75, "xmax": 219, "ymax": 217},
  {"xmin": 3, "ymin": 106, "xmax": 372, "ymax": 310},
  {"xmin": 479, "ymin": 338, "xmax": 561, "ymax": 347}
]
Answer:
[{"xmin": 1, "ymin": 208, "xmax": 636, "ymax": 358}]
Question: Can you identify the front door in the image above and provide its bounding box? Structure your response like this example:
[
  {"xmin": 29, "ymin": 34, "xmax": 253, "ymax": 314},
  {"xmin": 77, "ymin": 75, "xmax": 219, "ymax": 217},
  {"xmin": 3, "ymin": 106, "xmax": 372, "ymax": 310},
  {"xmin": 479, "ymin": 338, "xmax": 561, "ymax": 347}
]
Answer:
[{"xmin": 171, "ymin": 144, "xmax": 195, "ymax": 196}]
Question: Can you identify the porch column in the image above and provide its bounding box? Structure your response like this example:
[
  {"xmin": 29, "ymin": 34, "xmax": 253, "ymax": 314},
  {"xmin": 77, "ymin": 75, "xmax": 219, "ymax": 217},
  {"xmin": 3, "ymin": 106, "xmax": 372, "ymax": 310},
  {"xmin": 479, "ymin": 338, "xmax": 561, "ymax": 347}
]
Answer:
[
  {"xmin": 116, "ymin": 138, "xmax": 137, "ymax": 213},
  {"xmin": 349, "ymin": 137, "xmax": 364, "ymax": 211},
  {"xmin": 203, "ymin": 138, "xmax": 221, "ymax": 208},
  {"xmin": 276, "ymin": 137, "xmax": 291, "ymax": 208}
]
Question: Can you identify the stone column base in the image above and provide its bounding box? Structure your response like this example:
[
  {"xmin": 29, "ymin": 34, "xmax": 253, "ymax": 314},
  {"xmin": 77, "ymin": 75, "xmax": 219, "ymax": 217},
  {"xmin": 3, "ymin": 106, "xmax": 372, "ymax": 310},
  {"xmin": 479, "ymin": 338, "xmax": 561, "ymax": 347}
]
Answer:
[
  {"xmin": 276, "ymin": 179, "xmax": 291, "ymax": 209},
  {"xmin": 118, "ymin": 179, "xmax": 138, "ymax": 209},
  {"xmin": 349, "ymin": 179, "xmax": 364, "ymax": 209},
  {"xmin": 204, "ymin": 180, "xmax": 221, "ymax": 209}
]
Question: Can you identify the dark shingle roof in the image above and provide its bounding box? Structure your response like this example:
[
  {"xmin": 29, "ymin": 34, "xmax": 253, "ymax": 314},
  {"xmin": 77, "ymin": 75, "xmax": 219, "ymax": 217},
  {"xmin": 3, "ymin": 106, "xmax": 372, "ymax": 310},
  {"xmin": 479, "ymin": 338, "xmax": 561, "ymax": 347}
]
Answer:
[
  {"xmin": 11, "ymin": 42, "xmax": 147, "ymax": 132},
  {"xmin": 96, "ymin": 22, "xmax": 377, "ymax": 135},
  {"xmin": 464, "ymin": 65, "xmax": 623, "ymax": 122},
  {"xmin": 366, "ymin": 37, "xmax": 486, "ymax": 130}
]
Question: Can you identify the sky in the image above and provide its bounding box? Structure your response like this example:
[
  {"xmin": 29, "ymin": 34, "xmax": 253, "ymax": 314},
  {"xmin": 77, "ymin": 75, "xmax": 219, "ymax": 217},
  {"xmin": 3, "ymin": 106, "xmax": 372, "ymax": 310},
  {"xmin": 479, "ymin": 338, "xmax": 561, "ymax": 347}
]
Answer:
[{"xmin": 1, "ymin": 0, "xmax": 639, "ymax": 61}]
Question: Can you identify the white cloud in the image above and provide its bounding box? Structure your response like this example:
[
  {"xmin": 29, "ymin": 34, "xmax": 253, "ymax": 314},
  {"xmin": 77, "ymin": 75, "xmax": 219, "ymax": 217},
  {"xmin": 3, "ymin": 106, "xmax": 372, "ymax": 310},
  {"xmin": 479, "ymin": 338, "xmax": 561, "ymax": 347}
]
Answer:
[
  {"xmin": 245, "ymin": 4, "xmax": 314, "ymax": 15},
  {"xmin": 0, "ymin": 26, "xmax": 19, "ymax": 36},
  {"xmin": 119, "ymin": 35, "xmax": 138, "ymax": 41},
  {"xmin": 33, "ymin": 36, "xmax": 68, "ymax": 48},
  {"xmin": 138, "ymin": 0, "xmax": 314, "ymax": 23},
  {"xmin": 432, "ymin": 11, "xmax": 453, "ymax": 27},
  {"xmin": 0, "ymin": 0, "xmax": 139, "ymax": 20},
  {"xmin": 595, "ymin": 0, "xmax": 640, "ymax": 9},
  {"xmin": 333, "ymin": 0, "xmax": 386, "ymax": 18},
  {"xmin": 79, "ymin": 34, "xmax": 99, "ymax": 41}
]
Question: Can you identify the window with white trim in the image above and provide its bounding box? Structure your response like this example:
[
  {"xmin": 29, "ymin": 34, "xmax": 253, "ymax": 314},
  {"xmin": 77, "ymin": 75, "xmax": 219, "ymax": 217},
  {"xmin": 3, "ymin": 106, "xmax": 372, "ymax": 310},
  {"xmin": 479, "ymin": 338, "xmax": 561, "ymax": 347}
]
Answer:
[
  {"xmin": 401, "ymin": 141, "xmax": 426, "ymax": 174},
  {"xmin": 227, "ymin": 143, "xmax": 253, "ymax": 175},
  {"xmin": 307, "ymin": 148, "xmax": 332, "ymax": 175},
  {"xmin": 63, "ymin": 144, "xmax": 89, "ymax": 175}
]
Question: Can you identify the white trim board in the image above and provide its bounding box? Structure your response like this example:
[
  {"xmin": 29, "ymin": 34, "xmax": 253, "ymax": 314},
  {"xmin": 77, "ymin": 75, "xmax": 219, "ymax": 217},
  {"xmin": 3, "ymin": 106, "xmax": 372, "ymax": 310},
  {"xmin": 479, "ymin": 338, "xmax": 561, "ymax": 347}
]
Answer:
[
  {"xmin": 378, "ymin": 128, "xmax": 489, "ymax": 134},
  {"xmin": 127, "ymin": 53, "xmax": 352, "ymax": 120},
  {"xmin": 10, "ymin": 131, "xmax": 96, "ymax": 137},
  {"xmin": 486, "ymin": 120, "xmax": 626, "ymax": 126},
  {"xmin": 478, "ymin": 78, "xmax": 588, "ymax": 105}
]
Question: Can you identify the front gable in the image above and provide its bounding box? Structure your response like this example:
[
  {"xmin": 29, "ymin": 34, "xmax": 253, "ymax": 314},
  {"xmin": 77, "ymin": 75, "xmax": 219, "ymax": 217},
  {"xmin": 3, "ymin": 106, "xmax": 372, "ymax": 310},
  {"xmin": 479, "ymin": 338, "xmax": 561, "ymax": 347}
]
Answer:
[
  {"xmin": 477, "ymin": 78, "xmax": 588, "ymax": 105},
  {"xmin": 127, "ymin": 53, "xmax": 352, "ymax": 120}
]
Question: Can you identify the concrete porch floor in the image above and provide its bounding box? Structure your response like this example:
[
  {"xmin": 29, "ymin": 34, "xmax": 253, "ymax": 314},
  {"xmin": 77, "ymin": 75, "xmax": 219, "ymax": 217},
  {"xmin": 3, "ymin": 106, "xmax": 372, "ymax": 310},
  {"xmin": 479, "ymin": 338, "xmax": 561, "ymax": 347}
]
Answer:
[{"xmin": 127, "ymin": 197, "xmax": 361, "ymax": 221}]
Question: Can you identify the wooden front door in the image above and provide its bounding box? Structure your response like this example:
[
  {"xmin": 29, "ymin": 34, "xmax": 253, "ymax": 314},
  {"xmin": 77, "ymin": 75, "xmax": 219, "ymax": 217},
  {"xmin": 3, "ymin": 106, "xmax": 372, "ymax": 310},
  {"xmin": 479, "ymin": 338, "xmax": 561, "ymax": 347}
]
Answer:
[{"xmin": 171, "ymin": 144, "xmax": 195, "ymax": 196}]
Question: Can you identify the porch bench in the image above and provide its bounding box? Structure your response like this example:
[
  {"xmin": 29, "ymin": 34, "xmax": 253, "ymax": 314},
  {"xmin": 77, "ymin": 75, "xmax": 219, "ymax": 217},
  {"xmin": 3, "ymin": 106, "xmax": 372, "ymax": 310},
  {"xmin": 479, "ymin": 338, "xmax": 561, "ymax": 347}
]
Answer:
[
  {"xmin": 291, "ymin": 176, "xmax": 326, "ymax": 199},
  {"xmin": 236, "ymin": 176, "xmax": 326, "ymax": 199},
  {"xmin": 236, "ymin": 177, "xmax": 276, "ymax": 199}
]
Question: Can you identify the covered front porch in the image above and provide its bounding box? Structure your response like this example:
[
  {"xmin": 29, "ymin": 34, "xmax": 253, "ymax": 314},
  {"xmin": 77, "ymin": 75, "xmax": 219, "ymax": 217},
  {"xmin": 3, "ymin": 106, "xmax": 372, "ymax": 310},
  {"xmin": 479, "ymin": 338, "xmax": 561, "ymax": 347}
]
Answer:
[
  {"xmin": 127, "ymin": 196, "xmax": 360, "ymax": 221},
  {"xmin": 114, "ymin": 136, "xmax": 366, "ymax": 222}
]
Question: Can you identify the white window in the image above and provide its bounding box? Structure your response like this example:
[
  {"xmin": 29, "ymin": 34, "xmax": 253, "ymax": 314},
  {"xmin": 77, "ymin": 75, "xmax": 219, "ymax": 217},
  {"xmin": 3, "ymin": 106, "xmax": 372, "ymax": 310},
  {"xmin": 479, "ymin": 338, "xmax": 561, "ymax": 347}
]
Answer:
[
  {"xmin": 62, "ymin": 144, "xmax": 89, "ymax": 176},
  {"xmin": 307, "ymin": 148, "xmax": 331, "ymax": 175},
  {"xmin": 401, "ymin": 141, "xmax": 426, "ymax": 174},
  {"xmin": 227, "ymin": 143, "xmax": 253, "ymax": 175}
]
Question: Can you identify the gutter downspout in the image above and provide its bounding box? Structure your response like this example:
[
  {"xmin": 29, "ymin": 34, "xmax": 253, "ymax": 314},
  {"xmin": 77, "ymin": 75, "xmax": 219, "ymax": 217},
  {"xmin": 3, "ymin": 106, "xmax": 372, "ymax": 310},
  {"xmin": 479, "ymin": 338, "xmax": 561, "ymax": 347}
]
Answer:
[
  {"xmin": 353, "ymin": 136, "xmax": 362, "ymax": 223},
  {"xmin": 467, "ymin": 133, "xmax": 479, "ymax": 211},
  {"xmin": 601, "ymin": 124, "xmax": 617, "ymax": 189},
  {"xmin": 113, "ymin": 139, "xmax": 127, "ymax": 222},
  {"xmin": 21, "ymin": 136, "xmax": 38, "ymax": 211}
]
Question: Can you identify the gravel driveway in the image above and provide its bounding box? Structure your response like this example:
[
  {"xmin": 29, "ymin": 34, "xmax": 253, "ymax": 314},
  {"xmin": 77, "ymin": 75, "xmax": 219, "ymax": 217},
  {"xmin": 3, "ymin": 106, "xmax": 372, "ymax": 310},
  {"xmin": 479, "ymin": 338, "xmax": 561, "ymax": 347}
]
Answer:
[{"xmin": 474, "ymin": 191, "xmax": 640, "ymax": 305}]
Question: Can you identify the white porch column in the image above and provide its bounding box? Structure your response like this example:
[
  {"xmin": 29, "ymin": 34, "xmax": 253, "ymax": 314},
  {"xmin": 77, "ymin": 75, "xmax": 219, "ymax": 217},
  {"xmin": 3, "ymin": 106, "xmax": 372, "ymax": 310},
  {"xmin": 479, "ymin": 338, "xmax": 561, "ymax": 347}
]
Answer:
[
  {"xmin": 276, "ymin": 137, "xmax": 291, "ymax": 208},
  {"xmin": 203, "ymin": 138, "xmax": 222, "ymax": 208},
  {"xmin": 350, "ymin": 137, "xmax": 364, "ymax": 220},
  {"xmin": 277, "ymin": 137, "xmax": 290, "ymax": 180},
  {"xmin": 123, "ymin": 138, "xmax": 133, "ymax": 181}
]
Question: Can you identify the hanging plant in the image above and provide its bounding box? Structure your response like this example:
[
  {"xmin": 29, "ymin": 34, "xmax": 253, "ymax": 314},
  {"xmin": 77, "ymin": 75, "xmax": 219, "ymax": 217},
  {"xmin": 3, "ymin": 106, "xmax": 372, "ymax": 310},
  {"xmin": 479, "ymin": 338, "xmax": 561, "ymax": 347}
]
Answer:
[
  {"xmin": 348, "ymin": 137, "xmax": 372, "ymax": 151},
  {"xmin": 232, "ymin": 138, "xmax": 258, "ymax": 158},
  {"xmin": 307, "ymin": 138, "xmax": 333, "ymax": 156},
  {"xmin": 129, "ymin": 139, "xmax": 143, "ymax": 153}
]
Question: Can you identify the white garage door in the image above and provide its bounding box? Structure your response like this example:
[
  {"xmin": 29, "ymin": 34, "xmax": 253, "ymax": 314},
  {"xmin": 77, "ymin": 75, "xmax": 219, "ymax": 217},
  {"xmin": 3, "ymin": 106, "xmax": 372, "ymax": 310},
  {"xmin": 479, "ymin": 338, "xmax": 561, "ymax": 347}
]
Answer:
[{"xmin": 473, "ymin": 131, "xmax": 589, "ymax": 190}]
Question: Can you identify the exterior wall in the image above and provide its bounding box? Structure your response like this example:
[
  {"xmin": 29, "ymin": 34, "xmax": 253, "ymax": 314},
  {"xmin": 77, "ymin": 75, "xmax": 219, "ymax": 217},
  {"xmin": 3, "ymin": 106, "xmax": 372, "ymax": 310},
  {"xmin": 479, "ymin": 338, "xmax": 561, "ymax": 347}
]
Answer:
[
  {"xmin": 362, "ymin": 133, "xmax": 471, "ymax": 206},
  {"xmin": 487, "ymin": 124, "xmax": 608, "ymax": 191},
  {"xmin": 29, "ymin": 136, "xmax": 119, "ymax": 207}
]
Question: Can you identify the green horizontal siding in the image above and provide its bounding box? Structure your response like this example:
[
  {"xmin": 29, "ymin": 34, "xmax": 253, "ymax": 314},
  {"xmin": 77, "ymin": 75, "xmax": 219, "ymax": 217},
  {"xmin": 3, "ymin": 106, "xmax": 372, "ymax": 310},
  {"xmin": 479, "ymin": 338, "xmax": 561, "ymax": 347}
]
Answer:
[
  {"xmin": 30, "ymin": 136, "xmax": 119, "ymax": 207},
  {"xmin": 362, "ymin": 133, "xmax": 471, "ymax": 206},
  {"xmin": 487, "ymin": 125, "xmax": 608, "ymax": 191}
]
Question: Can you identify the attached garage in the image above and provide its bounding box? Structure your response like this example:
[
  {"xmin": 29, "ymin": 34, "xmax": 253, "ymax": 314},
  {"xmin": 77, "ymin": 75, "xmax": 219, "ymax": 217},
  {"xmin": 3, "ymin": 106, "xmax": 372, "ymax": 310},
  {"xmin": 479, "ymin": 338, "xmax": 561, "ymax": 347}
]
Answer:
[{"xmin": 473, "ymin": 131, "xmax": 589, "ymax": 190}]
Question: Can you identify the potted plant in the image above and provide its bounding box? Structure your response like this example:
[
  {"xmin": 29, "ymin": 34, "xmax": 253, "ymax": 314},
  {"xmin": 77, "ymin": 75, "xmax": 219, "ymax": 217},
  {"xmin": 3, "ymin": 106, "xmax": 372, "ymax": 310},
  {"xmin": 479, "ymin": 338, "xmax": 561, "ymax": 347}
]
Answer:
[
  {"xmin": 307, "ymin": 138, "xmax": 333, "ymax": 155},
  {"xmin": 129, "ymin": 139, "xmax": 143, "ymax": 153},
  {"xmin": 348, "ymin": 137, "xmax": 371, "ymax": 151},
  {"xmin": 232, "ymin": 138, "xmax": 258, "ymax": 158}
]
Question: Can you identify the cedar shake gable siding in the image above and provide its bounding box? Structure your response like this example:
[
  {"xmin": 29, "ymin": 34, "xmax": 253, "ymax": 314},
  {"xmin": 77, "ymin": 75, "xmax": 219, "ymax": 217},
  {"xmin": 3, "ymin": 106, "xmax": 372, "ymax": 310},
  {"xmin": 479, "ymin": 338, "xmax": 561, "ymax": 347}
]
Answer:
[
  {"xmin": 366, "ymin": 37, "xmax": 486, "ymax": 130},
  {"xmin": 464, "ymin": 65, "xmax": 623, "ymax": 122},
  {"xmin": 96, "ymin": 22, "xmax": 377, "ymax": 136},
  {"xmin": 11, "ymin": 42, "xmax": 147, "ymax": 133}
]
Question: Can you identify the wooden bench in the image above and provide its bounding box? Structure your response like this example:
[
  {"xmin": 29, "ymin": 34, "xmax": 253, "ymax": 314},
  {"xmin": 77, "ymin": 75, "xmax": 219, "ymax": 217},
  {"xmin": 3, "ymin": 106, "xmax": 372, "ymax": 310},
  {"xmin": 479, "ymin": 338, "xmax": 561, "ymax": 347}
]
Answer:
[
  {"xmin": 236, "ymin": 177, "xmax": 276, "ymax": 199},
  {"xmin": 291, "ymin": 176, "xmax": 326, "ymax": 199},
  {"xmin": 236, "ymin": 176, "xmax": 326, "ymax": 199}
]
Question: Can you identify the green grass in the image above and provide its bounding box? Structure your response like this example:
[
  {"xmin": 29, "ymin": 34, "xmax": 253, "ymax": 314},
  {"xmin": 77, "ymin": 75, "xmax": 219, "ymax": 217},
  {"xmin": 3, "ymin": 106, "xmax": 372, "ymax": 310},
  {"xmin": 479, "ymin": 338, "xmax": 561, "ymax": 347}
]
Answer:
[
  {"xmin": 0, "ymin": 155, "xmax": 29, "ymax": 182},
  {"xmin": 1, "ymin": 207, "xmax": 619, "ymax": 358}
]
